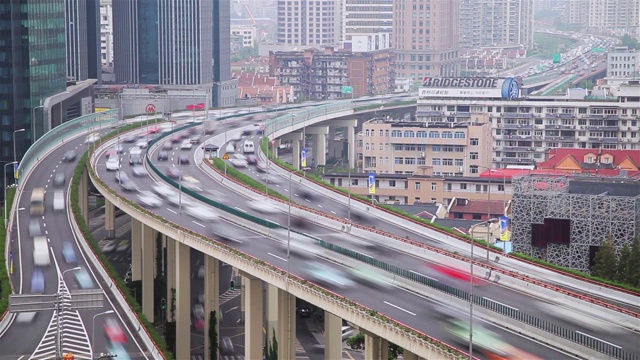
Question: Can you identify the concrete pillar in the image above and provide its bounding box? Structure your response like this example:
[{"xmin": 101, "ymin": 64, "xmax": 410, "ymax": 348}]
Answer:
[
  {"xmin": 292, "ymin": 138, "xmax": 301, "ymax": 169},
  {"xmin": 244, "ymin": 275, "xmax": 264, "ymax": 360},
  {"xmin": 175, "ymin": 241, "xmax": 191, "ymax": 359},
  {"xmin": 403, "ymin": 351, "xmax": 420, "ymax": 360},
  {"xmin": 277, "ymin": 288, "xmax": 296, "ymax": 360},
  {"xmin": 166, "ymin": 236, "xmax": 175, "ymax": 321},
  {"xmin": 131, "ymin": 218, "xmax": 142, "ymax": 281},
  {"xmin": 104, "ymin": 199, "xmax": 116, "ymax": 239},
  {"xmin": 271, "ymin": 139, "xmax": 280, "ymax": 160},
  {"xmin": 347, "ymin": 125, "xmax": 356, "ymax": 168},
  {"xmin": 324, "ymin": 311, "xmax": 342, "ymax": 360},
  {"xmin": 364, "ymin": 333, "xmax": 388, "ymax": 360},
  {"xmin": 79, "ymin": 169, "xmax": 89, "ymax": 220},
  {"xmin": 267, "ymin": 284, "xmax": 279, "ymax": 335},
  {"xmin": 306, "ymin": 126, "xmax": 328, "ymax": 167},
  {"xmin": 203, "ymin": 256, "xmax": 220, "ymax": 360},
  {"xmin": 141, "ymin": 223, "xmax": 155, "ymax": 321},
  {"xmin": 327, "ymin": 126, "xmax": 339, "ymax": 159}
]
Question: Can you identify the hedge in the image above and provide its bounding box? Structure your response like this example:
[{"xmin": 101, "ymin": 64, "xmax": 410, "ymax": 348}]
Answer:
[
  {"xmin": 71, "ymin": 124, "xmax": 174, "ymax": 359},
  {"xmin": 211, "ymin": 158, "xmax": 289, "ymax": 202},
  {"xmin": 0, "ymin": 187, "xmax": 16, "ymax": 320}
]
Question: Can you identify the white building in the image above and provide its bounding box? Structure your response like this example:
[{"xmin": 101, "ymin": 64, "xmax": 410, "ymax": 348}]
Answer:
[
  {"xmin": 342, "ymin": 0, "xmax": 392, "ymax": 52},
  {"xmin": 416, "ymin": 77, "xmax": 640, "ymax": 169},
  {"xmin": 100, "ymin": 0, "xmax": 113, "ymax": 68},
  {"xmin": 588, "ymin": 0, "xmax": 640, "ymax": 34},
  {"xmin": 276, "ymin": 0, "xmax": 339, "ymax": 47},
  {"xmin": 607, "ymin": 46, "xmax": 639, "ymax": 78},
  {"xmin": 566, "ymin": 0, "xmax": 589, "ymax": 25},
  {"xmin": 231, "ymin": 25, "xmax": 257, "ymax": 48},
  {"xmin": 459, "ymin": 0, "xmax": 535, "ymax": 49}
]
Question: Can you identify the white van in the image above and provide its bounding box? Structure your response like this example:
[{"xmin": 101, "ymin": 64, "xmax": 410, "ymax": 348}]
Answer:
[
  {"xmin": 53, "ymin": 190, "xmax": 65, "ymax": 212},
  {"xmin": 33, "ymin": 236, "xmax": 50, "ymax": 267},
  {"xmin": 243, "ymin": 140, "xmax": 255, "ymax": 154},
  {"xmin": 129, "ymin": 147, "xmax": 143, "ymax": 165}
]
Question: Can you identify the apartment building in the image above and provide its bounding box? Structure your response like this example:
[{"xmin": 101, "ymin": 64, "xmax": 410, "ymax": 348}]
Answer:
[
  {"xmin": 392, "ymin": 0, "xmax": 460, "ymax": 81},
  {"xmin": 607, "ymin": 46, "xmax": 639, "ymax": 78},
  {"xmin": 358, "ymin": 118, "xmax": 492, "ymax": 177},
  {"xmin": 588, "ymin": 0, "xmax": 640, "ymax": 34},
  {"xmin": 566, "ymin": 0, "xmax": 589, "ymax": 25},
  {"xmin": 416, "ymin": 77, "xmax": 640, "ymax": 169},
  {"xmin": 342, "ymin": 0, "xmax": 393, "ymax": 52},
  {"xmin": 100, "ymin": 0, "xmax": 114, "ymax": 68},
  {"xmin": 276, "ymin": 0, "xmax": 339, "ymax": 47},
  {"xmin": 459, "ymin": 0, "xmax": 535, "ymax": 49},
  {"xmin": 269, "ymin": 47, "xmax": 394, "ymax": 101},
  {"xmin": 231, "ymin": 25, "xmax": 257, "ymax": 49}
]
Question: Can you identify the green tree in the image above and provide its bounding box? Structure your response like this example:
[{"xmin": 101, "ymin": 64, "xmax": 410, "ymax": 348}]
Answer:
[
  {"xmin": 620, "ymin": 35, "xmax": 640, "ymax": 50},
  {"xmin": 623, "ymin": 237, "xmax": 640, "ymax": 286},
  {"xmin": 592, "ymin": 238, "xmax": 617, "ymax": 280},
  {"xmin": 388, "ymin": 342, "xmax": 403, "ymax": 360},
  {"xmin": 266, "ymin": 329, "xmax": 278, "ymax": 360},
  {"xmin": 209, "ymin": 311, "xmax": 218, "ymax": 360},
  {"xmin": 616, "ymin": 244, "xmax": 631, "ymax": 282},
  {"xmin": 346, "ymin": 332, "xmax": 365, "ymax": 350}
]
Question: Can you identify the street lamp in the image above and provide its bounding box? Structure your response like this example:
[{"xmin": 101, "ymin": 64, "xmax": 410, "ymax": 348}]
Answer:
[
  {"xmin": 13, "ymin": 129, "xmax": 25, "ymax": 163},
  {"xmin": 91, "ymin": 310, "xmax": 115, "ymax": 359},
  {"xmin": 334, "ymin": 139, "xmax": 352, "ymax": 221},
  {"xmin": 477, "ymin": 165, "xmax": 503, "ymax": 260},
  {"xmin": 4, "ymin": 161, "xmax": 18, "ymax": 228},
  {"xmin": 468, "ymin": 218, "xmax": 498, "ymax": 359},
  {"xmin": 32, "ymin": 105, "xmax": 44, "ymax": 142}
]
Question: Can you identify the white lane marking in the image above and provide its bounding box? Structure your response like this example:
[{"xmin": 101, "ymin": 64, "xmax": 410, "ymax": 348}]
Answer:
[
  {"xmin": 45, "ymin": 230, "xmax": 49, "ymax": 235},
  {"xmin": 305, "ymin": 199, "xmax": 311, "ymax": 203},
  {"xmin": 167, "ymin": 208, "xmax": 177, "ymax": 214},
  {"xmin": 330, "ymin": 211, "xmax": 336, "ymax": 214},
  {"xmin": 47, "ymin": 238, "xmax": 50, "ymax": 243},
  {"xmin": 483, "ymin": 297, "xmax": 519, "ymax": 311},
  {"xmin": 317, "ymin": 204, "xmax": 323, "ymax": 208},
  {"xmin": 294, "ymin": 194, "xmax": 299, "ymax": 197},
  {"xmin": 284, "ymin": 189, "xmax": 289, "ymax": 192},
  {"xmin": 267, "ymin": 253, "xmax": 287, "ymax": 262},
  {"xmin": 49, "ymin": 174, "xmax": 53, "ymax": 178},
  {"xmin": 55, "ymin": 164, "xmax": 59, "ymax": 168},
  {"xmin": 43, "ymin": 223, "xmax": 47, "ymax": 227},
  {"xmin": 45, "ymin": 185, "xmax": 48, "ymax": 189},
  {"xmin": 234, "ymin": 207, "xmax": 247, "ymax": 213},
  {"xmin": 575, "ymin": 332, "xmax": 620, "ymax": 348},
  {"xmin": 383, "ymin": 301, "xmax": 416, "ymax": 316},
  {"xmin": 409, "ymin": 270, "xmax": 439, "ymax": 282},
  {"xmin": 192, "ymin": 221, "xmax": 206, "ymax": 228},
  {"xmin": 225, "ymin": 306, "xmax": 238, "ymax": 314},
  {"xmin": 275, "ymin": 185, "xmax": 280, "ymax": 188}
]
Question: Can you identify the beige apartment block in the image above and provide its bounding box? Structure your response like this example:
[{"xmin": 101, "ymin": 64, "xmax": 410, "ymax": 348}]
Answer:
[{"xmin": 359, "ymin": 118, "xmax": 493, "ymax": 177}]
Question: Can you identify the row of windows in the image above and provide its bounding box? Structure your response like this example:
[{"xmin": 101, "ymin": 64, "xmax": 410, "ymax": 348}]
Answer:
[
  {"xmin": 364, "ymin": 129, "xmax": 467, "ymax": 139},
  {"xmin": 432, "ymin": 158, "xmax": 465, "ymax": 166}
]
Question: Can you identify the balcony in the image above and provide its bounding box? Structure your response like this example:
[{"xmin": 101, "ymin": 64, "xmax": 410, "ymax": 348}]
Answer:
[
  {"xmin": 587, "ymin": 125, "xmax": 619, "ymax": 131},
  {"xmin": 500, "ymin": 157, "xmax": 534, "ymax": 164},
  {"xmin": 502, "ymin": 113, "xmax": 533, "ymax": 119},
  {"xmin": 544, "ymin": 124, "xmax": 575, "ymax": 130}
]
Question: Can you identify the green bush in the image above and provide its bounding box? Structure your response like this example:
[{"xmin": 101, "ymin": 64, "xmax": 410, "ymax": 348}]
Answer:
[{"xmin": 0, "ymin": 187, "xmax": 16, "ymax": 319}]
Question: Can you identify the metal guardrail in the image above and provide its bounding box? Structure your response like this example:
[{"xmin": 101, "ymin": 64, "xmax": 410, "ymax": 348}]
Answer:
[
  {"xmin": 265, "ymin": 100, "xmax": 354, "ymax": 137},
  {"xmin": 17, "ymin": 109, "xmax": 119, "ymax": 185}
]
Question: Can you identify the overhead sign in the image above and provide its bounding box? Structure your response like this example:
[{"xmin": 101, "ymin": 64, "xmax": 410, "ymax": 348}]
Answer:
[
  {"xmin": 368, "ymin": 173, "xmax": 376, "ymax": 195},
  {"xmin": 341, "ymin": 86, "xmax": 353, "ymax": 94},
  {"xmin": 301, "ymin": 148, "xmax": 307, "ymax": 168},
  {"xmin": 419, "ymin": 77, "xmax": 520, "ymax": 100}
]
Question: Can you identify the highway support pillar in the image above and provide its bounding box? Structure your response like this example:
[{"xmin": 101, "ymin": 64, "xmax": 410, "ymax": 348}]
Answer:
[
  {"xmin": 364, "ymin": 333, "xmax": 388, "ymax": 360},
  {"xmin": 243, "ymin": 274, "xmax": 264, "ymax": 360},
  {"xmin": 104, "ymin": 199, "xmax": 116, "ymax": 239},
  {"xmin": 306, "ymin": 126, "xmax": 328, "ymax": 167},
  {"xmin": 131, "ymin": 218, "xmax": 142, "ymax": 281},
  {"xmin": 277, "ymin": 288, "xmax": 296, "ymax": 360},
  {"xmin": 324, "ymin": 311, "xmax": 342, "ymax": 360},
  {"xmin": 267, "ymin": 284, "xmax": 279, "ymax": 336},
  {"xmin": 165, "ymin": 236, "xmax": 175, "ymax": 321},
  {"xmin": 327, "ymin": 120, "xmax": 357, "ymax": 168},
  {"xmin": 78, "ymin": 168, "xmax": 89, "ymax": 221},
  {"xmin": 271, "ymin": 139, "xmax": 281, "ymax": 160},
  {"xmin": 141, "ymin": 223, "xmax": 156, "ymax": 321},
  {"xmin": 203, "ymin": 256, "xmax": 219, "ymax": 360},
  {"xmin": 175, "ymin": 241, "xmax": 191, "ymax": 359},
  {"xmin": 403, "ymin": 351, "xmax": 421, "ymax": 360},
  {"xmin": 280, "ymin": 131, "xmax": 303, "ymax": 170}
]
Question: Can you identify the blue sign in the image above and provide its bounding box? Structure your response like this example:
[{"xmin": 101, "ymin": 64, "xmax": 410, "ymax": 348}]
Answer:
[
  {"xmin": 499, "ymin": 215, "xmax": 511, "ymax": 241},
  {"xmin": 301, "ymin": 148, "xmax": 307, "ymax": 168},
  {"xmin": 368, "ymin": 173, "xmax": 376, "ymax": 194}
]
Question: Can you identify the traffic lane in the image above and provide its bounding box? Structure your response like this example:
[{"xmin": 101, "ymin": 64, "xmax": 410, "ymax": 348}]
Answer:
[
  {"xmin": 0, "ymin": 310, "xmax": 54, "ymax": 359},
  {"xmin": 95, "ymin": 171, "xmax": 561, "ymax": 360}
]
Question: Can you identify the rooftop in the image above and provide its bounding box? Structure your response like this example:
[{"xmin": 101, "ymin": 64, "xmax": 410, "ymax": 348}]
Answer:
[{"xmin": 449, "ymin": 199, "xmax": 505, "ymax": 215}]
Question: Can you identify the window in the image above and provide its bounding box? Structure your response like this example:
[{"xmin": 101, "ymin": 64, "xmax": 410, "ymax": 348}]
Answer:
[
  {"xmin": 391, "ymin": 130, "xmax": 402, "ymax": 137},
  {"xmin": 470, "ymin": 152, "xmax": 478, "ymax": 160},
  {"xmin": 470, "ymin": 138, "xmax": 479, "ymax": 146},
  {"xmin": 405, "ymin": 158, "xmax": 416, "ymax": 165},
  {"xmin": 470, "ymin": 165, "xmax": 479, "ymax": 174},
  {"xmin": 415, "ymin": 182, "xmax": 421, "ymax": 190},
  {"xmin": 365, "ymin": 143, "xmax": 370, "ymax": 150},
  {"xmin": 417, "ymin": 131, "xmax": 427, "ymax": 138},
  {"xmin": 417, "ymin": 158, "xmax": 425, "ymax": 165},
  {"xmin": 442, "ymin": 159, "xmax": 453, "ymax": 166},
  {"xmin": 404, "ymin": 130, "xmax": 415, "ymax": 138},
  {"xmin": 498, "ymin": 184, "xmax": 504, "ymax": 191},
  {"xmin": 455, "ymin": 146, "xmax": 464, "ymax": 152},
  {"xmin": 394, "ymin": 157, "xmax": 403, "ymax": 164},
  {"xmin": 460, "ymin": 183, "xmax": 467, "ymax": 190},
  {"xmin": 351, "ymin": 179, "xmax": 358, "ymax": 186},
  {"xmin": 385, "ymin": 130, "xmax": 390, "ymax": 137},
  {"xmin": 432, "ymin": 158, "xmax": 441, "ymax": 165},
  {"xmin": 429, "ymin": 131, "xmax": 439, "ymax": 138},
  {"xmin": 379, "ymin": 143, "xmax": 384, "ymax": 150},
  {"xmin": 476, "ymin": 184, "xmax": 482, "ymax": 192},
  {"xmin": 442, "ymin": 131, "xmax": 453, "ymax": 139},
  {"xmin": 417, "ymin": 145, "xmax": 426, "ymax": 151},
  {"xmin": 394, "ymin": 144, "xmax": 403, "ymax": 151},
  {"xmin": 431, "ymin": 182, "xmax": 437, "ymax": 191},
  {"xmin": 454, "ymin": 132, "xmax": 465, "ymax": 139},
  {"xmin": 389, "ymin": 180, "xmax": 396, "ymax": 187},
  {"xmin": 432, "ymin": 145, "xmax": 441, "ymax": 152},
  {"xmin": 379, "ymin": 130, "xmax": 384, "ymax": 137},
  {"xmin": 473, "ymin": 214, "xmax": 482, "ymax": 220},
  {"xmin": 455, "ymin": 159, "xmax": 464, "ymax": 166}
]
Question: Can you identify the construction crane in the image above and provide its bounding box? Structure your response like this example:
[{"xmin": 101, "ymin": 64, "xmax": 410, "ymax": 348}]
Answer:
[{"xmin": 244, "ymin": 3, "xmax": 257, "ymax": 26}]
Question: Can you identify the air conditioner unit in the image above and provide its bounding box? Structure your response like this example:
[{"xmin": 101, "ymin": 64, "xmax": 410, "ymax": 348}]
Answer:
[
  {"xmin": 500, "ymin": 113, "xmax": 504, "ymax": 116},
  {"xmin": 627, "ymin": 138, "xmax": 632, "ymax": 142},
  {"xmin": 555, "ymin": 126, "xmax": 560, "ymax": 129},
  {"xmin": 420, "ymin": 152, "xmax": 426, "ymax": 157},
  {"xmin": 629, "ymin": 127, "xmax": 632, "ymax": 130}
]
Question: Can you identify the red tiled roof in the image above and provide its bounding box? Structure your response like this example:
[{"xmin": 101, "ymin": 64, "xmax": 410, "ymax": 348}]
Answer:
[
  {"xmin": 539, "ymin": 148, "xmax": 640, "ymax": 170},
  {"xmin": 450, "ymin": 200, "xmax": 505, "ymax": 215}
]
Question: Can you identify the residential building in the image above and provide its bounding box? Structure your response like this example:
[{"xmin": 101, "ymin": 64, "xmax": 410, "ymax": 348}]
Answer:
[
  {"xmin": 358, "ymin": 118, "xmax": 492, "ymax": 177},
  {"xmin": 511, "ymin": 174, "xmax": 640, "ymax": 272},
  {"xmin": 231, "ymin": 25, "xmax": 257, "ymax": 49},
  {"xmin": 66, "ymin": 0, "xmax": 101, "ymax": 81},
  {"xmin": 234, "ymin": 72, "xmax": 293, "ymax": 104},
  {"xmin": 392, "ymin": 0, "xmax": 460, "ymax": 82},
  {"xmin": 588, "ymin": 0, "xmax": 640, "ymax": 35},
  {"xmin": 537, "ymin": 147, "xmax": 640, "ymax": 174},
  {"xmin": 100, "ymin": 0, "xmax": 114, "ymax": 68},
  {"xmin": 276, "ymin": 0, "xmax": 339, "ymax": 47},
  {"xmin": 269, "ymin": 47, "xmax": 394, "ymax": 101},
  {"xmin": 342, "ymin": 0, "xmax": 393, "ymax": 52},
  {"xmin": 416, "ymin": 77, "xmax": 640, "ymax": 169},
  {"xmin": 607, "ymin": 46, "xmax": 639, "ymax": 78},
  {"xmin": 459, "ymin": 0, "xmax": 535, "ymax": 49},
  {"xmin": 566, "ymin": 0, "xmax": 589, "ymax": 25},
  {"xmin": 112, "ymin": 0, "xmax": 236, "ymax": 107}
]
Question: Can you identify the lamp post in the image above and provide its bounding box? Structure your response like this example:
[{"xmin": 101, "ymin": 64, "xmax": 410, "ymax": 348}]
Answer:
[
  {"xmin": 13, "ymin": 129, "xmax": 25, "ymax": 163},
  {"xmin": 468, "ymin": 218, "xmax": 498, "ymax": 359},
  {"xmin": 335, "ymin": 139, "xmax": 352, "ymax": 221},
  {"xmin": 478, "ymin": 165, "xmax": 501, "ymax": 260},
  {"xmin": 4, "ymin": 161, "xmax": 18, "ymax": 228},
  {"xmin": 91, "ymin": 310, "xmax": 115, "ymax": 359},
  {"xmin": 32, "ymin": 105, "xmax": 44, "ymax": 142},
  {"xmin": 490, "ymin": 169, "xmax": 507, "ymax": 215},
  {"xmin": 58, "ymin": 267, "xmax": 81, "ymax": 359}
]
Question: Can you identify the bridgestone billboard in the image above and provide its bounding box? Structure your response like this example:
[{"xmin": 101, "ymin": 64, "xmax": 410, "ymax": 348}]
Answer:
[{"xmin": 419, "ymin": 77, "xmax": 520, "ymax": 99}]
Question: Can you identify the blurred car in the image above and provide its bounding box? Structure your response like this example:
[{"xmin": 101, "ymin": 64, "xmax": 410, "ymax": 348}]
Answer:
[
  {"xmin": 15, "ymin": 312, "xmax": 37, "ymax": 324},
  {"xmin": 53, "ymin": 190, "xmax": 65, "ymax": 212},
  {"xmin": 221, "ymin": 337, "xmax": 234, "ymax": 355},
  {"xmin": 202, "ymin": 144, "xmax": 219, "ymax": 152},
  {"xmin": 165, "ymin": 193, "xmax": 193, "ymax": 207},
  {"xmin": 192, "ymin": 318, "xmax": 205, "ymax": 331},
  {"xmin": 180, "ymin": 141, "xmax": 193, "ymax": 150},
  {"xmin": 123, "ymin": 135, "xmax": 137, "ymax": 143},
  {"xmin": 105, "ymin": 157, "xmax": 121, "ymax": 171},
  {"xmin": 247, "ymin": 199, "xmax": 280, "ymax": 214},
  {"xmin": 135, "ymin": 140, "xmax": 149, "ymax": 149},
  {"xmin": 305, "ymin": 262, "xmax": 354, "ymax": 288},
  {"xmin": 74, "ymin": 269, "xmax": 94, "ymax": 289},
  {"xmin": 31, "ymin": 268, "xmax": 45, "ymax": 293},
  {"xmin": 157, "ymin": 151, "xmax": 169, "ymax": 161},
  {"xmin": 85, "ymin": 132, "xmax": 100, "ymax": 143},
  {"xmin": 170, "ymin": 136, "xmax": 182, "ymax": 144},
  {"xmin": 62, "ymin": 242, "xmax": 77, "ymax": 263},
  {"xmin": 241, "ymin": 129, "xmax": 253, "ymax": 136},
  {"xmin": 193, "ymin": 304, "xmax": 205, "ymax": 319},
  {"xmin": 178, "ymin": 155, "xmax": 190, "ymax": 164},
  {"xmin": 166, "ymin": 168, "xmax": 183, "ymax": 179},
  {"xmin": 427, "ymin": 263, "xmax": 486, "ymax": 286},
  {"xmin": 62, "ymin": 150, "xmax": 77, "ymax": 162},
  {"xmin": 246, "ymin": 155, "xmax": 258, "ymax": 164},
  {"xmin": 131, "ymin": 165, "xmax": 147, "ymax": 177},
  {"xmin": 102, "ymin": 241, "xmax": 118, "ymax": 253},
  {"xmin": 119, "ymin": 179, "xmax": 137, "ymax": 192},
  {"xmin": 297, "ymin": 300, "xmax": 311, "ymax": 318},
  {"xmin": 197, "ymin": 265, "xmax": 205, "ymax": 279},
  {"xmin": 197, "ymin": 293, "xmax": 205, "ymax": 304},
  {"xmin": 299, "ymin": 189, "xmax": 316, "ymax": 201},
  {"xmin": 104, "ymin": 318, "xmax": 128, "ymax": 344},
  {"xmin": 137, "ymin": 191, "xmax": 162, "ymax": 207},
  {"xmin": 33, "ymin": 236, "xmax": 50, "ymax": 267},
  {"xmin": 182, "ymin": 176, "xmax": 202, "ymax": 192},
  {"xmin": 230, "ymin": 158, "xmax": 248, "ymax": 168},
  {"xmin": 28, "ymin": 219, "xmax": 41, "ymax": 237},
  {"xmin": 256, "ymin": 162, "xmax": 268, "ymax": 173},
  {"xmin": 162, "ymin": 142, "xmax": 175, "ymax": 150},
  {"xmin": 185, "ymin": 205, "xmax": 219, "ymax": 222},
  {"xmin": 152, "ymin": 184, "xmax": 174, "ymax": 198},
  {"xmin": 261, "ymin": 175, "xmax": 280, "ymax": 184},
  {"xmin": 117, "ymin": 240, "xmax": 131, "ymax": 252},
  {"xmin": 189, "ymin": 136, "xmax": 201, "ymax": 144},
  {"xmin": 114, "ymin": 171, "xmax": 130, "ymax": 183},
  {"xmin": 53, "ymin": 172, "xmax": 66, "ymax": 187}
]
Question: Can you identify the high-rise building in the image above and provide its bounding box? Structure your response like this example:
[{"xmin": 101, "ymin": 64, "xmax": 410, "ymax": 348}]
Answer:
[
  {"xmin": 99, "ymin": 0, "xmax": 114, "ymax": 68},
  {"xmin": 459, "ymin": 0, "xmax": 535, "ymax": 49},
  {"xmin": 607, "ymin": 46, "xmax": 640, "ymax": 78},
  {"xmin": 276, "ymin": 0, "xmax": 339, "ymax": 47},
  {"xmin": 588, "ymin": 0, "xmax": 640, "ymax": 34},
  {"xmin": 393, "ymin": 0, "xmax": 460, "ymax": 82},
  {"xmin": 566, "ymin": 0, "xmax": 589, "ymax": 25},
  {"xmin": 65, "ymin": 0, "xmax": 101, "ymax": 81},
  {"xmin": 342, "ymin": 0, "xmax": 393, "ymax": 52}
]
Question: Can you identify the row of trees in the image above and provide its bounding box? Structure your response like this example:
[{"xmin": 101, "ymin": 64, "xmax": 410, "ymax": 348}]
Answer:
[{"xmin": 592, "ymin": 237, "xmax": 640, "ymax": 287}]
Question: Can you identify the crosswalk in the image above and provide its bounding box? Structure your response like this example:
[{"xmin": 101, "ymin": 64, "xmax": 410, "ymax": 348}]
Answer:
[
  {"xmin": 219, "ymin": 288, "xmax": 242, "ymax": 306},
  {"xmin": 30, "ymin": 279, "xmax": 92, "ymax": 360}
]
